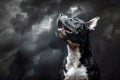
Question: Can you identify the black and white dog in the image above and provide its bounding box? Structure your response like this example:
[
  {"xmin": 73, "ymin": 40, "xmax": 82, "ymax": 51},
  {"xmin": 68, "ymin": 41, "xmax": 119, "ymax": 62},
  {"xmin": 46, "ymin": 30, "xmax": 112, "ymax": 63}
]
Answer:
[{"xmin": 56, "ymin": 13, "xmax": 100, "ymax": 80}]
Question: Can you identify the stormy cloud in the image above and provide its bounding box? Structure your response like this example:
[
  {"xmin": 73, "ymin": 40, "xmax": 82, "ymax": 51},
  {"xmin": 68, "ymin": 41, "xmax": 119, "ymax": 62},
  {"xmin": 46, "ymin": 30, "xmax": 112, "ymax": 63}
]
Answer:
[{"xmin": 0, "ymin": 0, "xmax": 120, "ymax": 80}]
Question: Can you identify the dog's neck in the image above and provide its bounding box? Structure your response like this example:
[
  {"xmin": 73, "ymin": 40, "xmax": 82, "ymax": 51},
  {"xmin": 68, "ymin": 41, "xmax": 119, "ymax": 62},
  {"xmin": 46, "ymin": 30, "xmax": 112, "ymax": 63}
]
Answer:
[
  {"xmin": 65, "ymin": 40, "xmax": 81, "ymax": 69},
  {"xmin": 67, "ymin": 44, "xmax": 80, "ymax": 54}
]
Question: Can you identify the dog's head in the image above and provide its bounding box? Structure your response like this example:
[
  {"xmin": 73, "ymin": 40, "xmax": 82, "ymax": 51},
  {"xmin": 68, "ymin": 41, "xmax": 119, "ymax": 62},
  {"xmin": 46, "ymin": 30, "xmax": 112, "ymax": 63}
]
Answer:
[{"xmin": 56, "ymin": 13, "xmax": 100, "ymax": 44}]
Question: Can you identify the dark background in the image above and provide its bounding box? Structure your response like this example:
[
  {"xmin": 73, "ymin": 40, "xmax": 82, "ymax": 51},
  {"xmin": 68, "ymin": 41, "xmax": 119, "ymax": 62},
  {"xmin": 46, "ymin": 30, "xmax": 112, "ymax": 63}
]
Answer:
[{"xmin": 0, "ymin": 0, "xmax": 120, "ymax": 80}]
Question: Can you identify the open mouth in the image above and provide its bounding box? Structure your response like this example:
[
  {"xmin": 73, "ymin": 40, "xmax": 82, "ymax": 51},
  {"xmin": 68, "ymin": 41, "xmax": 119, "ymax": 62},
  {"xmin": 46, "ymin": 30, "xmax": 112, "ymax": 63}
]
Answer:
[
  {"xmin": 58, "ymin": 20, "xmax": 73, "ymax": 33},
  {"xmin": 56, "ymin": 20, "xmax": 73, "ymax": 38}
]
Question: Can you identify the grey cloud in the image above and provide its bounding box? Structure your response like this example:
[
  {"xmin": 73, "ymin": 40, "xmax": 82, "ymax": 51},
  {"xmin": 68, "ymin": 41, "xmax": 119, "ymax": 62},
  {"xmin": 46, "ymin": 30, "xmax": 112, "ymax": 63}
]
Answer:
[{"xmin": 0, "ymin": 0, "xmax": 120, "ymax": 80}]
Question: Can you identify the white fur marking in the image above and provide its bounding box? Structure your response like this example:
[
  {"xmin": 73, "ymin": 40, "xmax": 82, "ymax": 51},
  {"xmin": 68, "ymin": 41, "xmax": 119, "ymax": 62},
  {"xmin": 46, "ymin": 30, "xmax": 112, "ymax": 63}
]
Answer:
[{"xmin": 64, "ymin": 45, "xmax": 88, "ymax": 80}]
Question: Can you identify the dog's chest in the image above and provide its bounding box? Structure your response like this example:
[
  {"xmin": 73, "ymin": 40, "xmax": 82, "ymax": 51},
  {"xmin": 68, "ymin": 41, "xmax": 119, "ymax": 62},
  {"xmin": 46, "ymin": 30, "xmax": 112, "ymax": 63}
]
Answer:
[{"xmin": 64, "ymin": 45, "xmax": 88, "ymax": 80}]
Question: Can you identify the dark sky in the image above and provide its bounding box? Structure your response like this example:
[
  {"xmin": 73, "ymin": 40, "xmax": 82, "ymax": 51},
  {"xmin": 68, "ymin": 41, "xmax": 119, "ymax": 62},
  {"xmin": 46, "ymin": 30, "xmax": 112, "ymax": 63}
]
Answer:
[{"xmin": 0, "ymin": 0, "xmax": 120, "ymax": 80}]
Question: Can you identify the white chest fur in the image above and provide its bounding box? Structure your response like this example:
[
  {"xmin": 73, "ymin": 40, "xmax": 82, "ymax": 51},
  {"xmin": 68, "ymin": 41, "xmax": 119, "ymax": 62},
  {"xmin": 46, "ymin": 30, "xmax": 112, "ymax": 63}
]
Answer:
[{"xmin": 64, "ymin": 45, "xmax": 88, "ymax": 80}]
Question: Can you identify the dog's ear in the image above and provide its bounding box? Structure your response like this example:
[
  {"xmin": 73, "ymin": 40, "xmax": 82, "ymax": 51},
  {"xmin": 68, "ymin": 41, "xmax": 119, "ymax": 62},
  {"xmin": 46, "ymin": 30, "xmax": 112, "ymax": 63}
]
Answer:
[{"xmin": 87, "ymin": 16, "xmax": 100, "ymax": 30}]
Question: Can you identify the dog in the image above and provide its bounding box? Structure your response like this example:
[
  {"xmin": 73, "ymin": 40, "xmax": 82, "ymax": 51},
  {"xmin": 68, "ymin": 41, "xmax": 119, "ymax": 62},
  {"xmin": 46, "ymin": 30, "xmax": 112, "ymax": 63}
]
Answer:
[{"xmin": 56, "ymin": 13, "xmax": 100, "ymax": 80}]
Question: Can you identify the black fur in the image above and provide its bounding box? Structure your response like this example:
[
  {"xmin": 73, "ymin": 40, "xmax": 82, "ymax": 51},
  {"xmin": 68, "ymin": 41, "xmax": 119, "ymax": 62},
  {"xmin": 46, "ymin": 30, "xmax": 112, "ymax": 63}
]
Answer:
[
  {"xmin": 57, "ymin": 14, "xmax": 100, "ymax": 80},
  {"xmin": 59, "ymin": 31, "xmax": 100, "ymax": 80}
]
